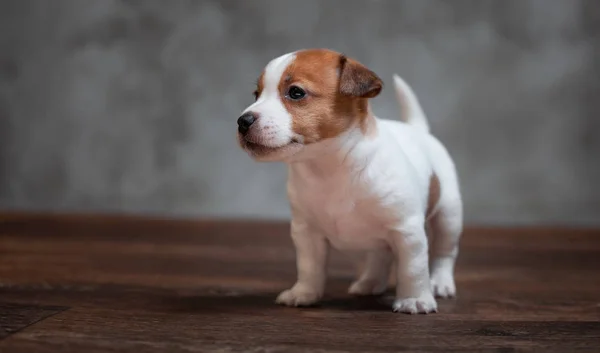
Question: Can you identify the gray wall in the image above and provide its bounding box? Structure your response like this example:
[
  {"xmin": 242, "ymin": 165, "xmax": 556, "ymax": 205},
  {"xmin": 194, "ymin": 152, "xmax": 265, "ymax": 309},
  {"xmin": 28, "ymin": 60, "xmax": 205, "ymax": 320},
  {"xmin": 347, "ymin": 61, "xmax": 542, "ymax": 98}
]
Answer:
[{"xmin": 1, "ymin": 0, "xmax": 599, "ymax": 226}]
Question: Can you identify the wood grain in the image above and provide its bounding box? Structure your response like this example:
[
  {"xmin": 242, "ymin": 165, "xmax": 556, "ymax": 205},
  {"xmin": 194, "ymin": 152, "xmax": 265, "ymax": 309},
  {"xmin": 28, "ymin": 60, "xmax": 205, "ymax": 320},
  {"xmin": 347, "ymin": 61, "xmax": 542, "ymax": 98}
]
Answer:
[
  {"xmin": 0, "ymin": 303, "xmax": 67, "ymax": 340},
  {"xmin": 0, "ymin": 213, "xmax": 599, "ymax": 352}
]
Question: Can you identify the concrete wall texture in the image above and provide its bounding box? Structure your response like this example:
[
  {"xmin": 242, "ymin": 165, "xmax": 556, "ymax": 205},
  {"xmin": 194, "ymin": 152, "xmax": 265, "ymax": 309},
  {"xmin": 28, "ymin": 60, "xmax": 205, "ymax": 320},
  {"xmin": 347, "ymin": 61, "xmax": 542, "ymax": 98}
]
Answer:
[{"xmin": 1, "ymin": 0, "xmax": 599, "ymax": 226}]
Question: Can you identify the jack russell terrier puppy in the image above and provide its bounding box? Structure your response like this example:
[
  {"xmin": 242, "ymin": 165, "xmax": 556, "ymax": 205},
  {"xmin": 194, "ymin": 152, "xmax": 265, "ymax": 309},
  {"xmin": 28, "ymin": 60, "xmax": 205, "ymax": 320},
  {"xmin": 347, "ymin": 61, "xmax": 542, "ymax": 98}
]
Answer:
[{"xmin": 237, "ymin": 49, "xmax": 462, "ymax": 314}]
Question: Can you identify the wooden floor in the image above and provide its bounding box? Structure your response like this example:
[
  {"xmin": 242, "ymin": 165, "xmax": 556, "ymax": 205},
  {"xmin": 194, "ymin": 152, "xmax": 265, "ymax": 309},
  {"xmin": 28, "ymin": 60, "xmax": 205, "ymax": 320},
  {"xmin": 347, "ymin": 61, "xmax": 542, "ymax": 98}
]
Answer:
[{"xmin": 0, "ymin": 213, "xmax": 599, "ymax": 352}]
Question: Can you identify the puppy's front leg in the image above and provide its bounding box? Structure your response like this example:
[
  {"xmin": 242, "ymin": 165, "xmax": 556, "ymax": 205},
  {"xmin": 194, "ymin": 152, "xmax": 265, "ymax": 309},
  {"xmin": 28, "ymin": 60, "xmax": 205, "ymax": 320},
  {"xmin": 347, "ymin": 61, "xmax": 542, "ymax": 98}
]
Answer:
[
  {"xmin": 390, "ymin": 219, "xmax": 437, "ymax": 314},
  {"xmin": 276, "ymin": 219, "xmax": 329, "ymax": 307}
]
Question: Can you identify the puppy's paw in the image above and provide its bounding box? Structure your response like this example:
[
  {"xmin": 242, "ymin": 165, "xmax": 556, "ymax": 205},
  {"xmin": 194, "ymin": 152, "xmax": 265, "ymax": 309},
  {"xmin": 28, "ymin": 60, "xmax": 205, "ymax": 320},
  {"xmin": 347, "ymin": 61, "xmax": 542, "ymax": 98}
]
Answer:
[
  {"xmin": 348, "ymin": 278, "xmax": 387, "ymax": 296},
  {"xmin": 392, "ymin": 292, "xmax": 438, "ymax": 314},
  {"xmin": 430, "ymin": 271, "xmax": 456, "ymax": 299},
  {"xmin": 275, "ymin": 286, "xmax": 321, "ymax": 307}
]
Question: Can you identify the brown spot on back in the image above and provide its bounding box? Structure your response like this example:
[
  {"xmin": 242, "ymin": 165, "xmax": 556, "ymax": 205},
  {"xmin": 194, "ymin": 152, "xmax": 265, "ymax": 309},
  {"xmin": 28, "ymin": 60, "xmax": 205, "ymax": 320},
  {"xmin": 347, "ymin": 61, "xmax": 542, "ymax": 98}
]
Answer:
[
  {"xmin": 277, "ymin": 49, "xmax": 382, "ymax": 143},
  {"xmin": 427, "ymin": 173, "xmax": 441, "ymax": 218}
]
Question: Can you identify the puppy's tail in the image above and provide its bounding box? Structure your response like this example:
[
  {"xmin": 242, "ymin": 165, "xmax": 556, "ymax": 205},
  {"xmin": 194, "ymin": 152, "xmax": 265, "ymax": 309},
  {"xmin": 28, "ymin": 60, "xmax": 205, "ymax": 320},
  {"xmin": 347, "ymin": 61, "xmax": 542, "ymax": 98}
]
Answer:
[{"xmin": 393, "ymin": 74, "xmax": 430, "ymax": 133}]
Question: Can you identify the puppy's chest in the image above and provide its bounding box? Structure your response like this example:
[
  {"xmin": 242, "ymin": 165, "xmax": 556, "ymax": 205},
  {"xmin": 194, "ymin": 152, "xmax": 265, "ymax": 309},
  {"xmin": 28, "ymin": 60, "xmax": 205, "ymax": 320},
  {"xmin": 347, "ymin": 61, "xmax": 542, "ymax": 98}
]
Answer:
[{"xmin": 290, "ymin": 176, "xmax": 388, "ymax": 250}]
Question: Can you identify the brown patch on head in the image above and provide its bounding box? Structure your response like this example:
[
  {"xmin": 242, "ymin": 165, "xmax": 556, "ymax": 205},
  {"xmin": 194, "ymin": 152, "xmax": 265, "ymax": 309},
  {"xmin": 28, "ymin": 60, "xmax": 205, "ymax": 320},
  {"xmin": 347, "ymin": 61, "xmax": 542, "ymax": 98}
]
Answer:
[
  {"xmin": 426, "ymin": 173, "xmax": 441, "ymax": 218},
  {"xmin": 253, "ymin": 72, "xmax": 265, "ymax": 101},
  {"xmin": 278, "ymin": 49, "xmax": 383, "ymax": 144},
  {"xmin": 338, "ymin": 55, "xmax": 383, "ymax": 98}
]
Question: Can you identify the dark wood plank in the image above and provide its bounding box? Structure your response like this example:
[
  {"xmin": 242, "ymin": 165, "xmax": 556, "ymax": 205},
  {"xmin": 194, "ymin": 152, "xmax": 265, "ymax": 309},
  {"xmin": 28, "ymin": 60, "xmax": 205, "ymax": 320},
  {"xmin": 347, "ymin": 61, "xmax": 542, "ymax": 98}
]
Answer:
[
  {"xmin": 0, "ymin": 213, "xmax": 599, "ymax": 352},
  {"xmin": 0, "ymin": 303, "xmax": 67, "ymax": 340}
]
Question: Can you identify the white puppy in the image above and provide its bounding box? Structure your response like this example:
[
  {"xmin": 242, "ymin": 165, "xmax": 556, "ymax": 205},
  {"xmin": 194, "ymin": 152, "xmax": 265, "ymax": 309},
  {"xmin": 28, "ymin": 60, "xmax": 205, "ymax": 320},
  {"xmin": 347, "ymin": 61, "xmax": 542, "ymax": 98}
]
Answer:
[{"xmin": 237, "ymin": 49, "xmax": 462, "ymax": 314}]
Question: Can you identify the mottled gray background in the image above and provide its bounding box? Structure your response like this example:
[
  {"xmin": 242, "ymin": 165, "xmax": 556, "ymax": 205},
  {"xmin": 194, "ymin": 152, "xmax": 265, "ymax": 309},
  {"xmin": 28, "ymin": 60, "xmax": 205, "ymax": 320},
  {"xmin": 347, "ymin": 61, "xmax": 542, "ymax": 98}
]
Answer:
[{"xmin": 1, "ymin": 0, "xmax": 599, "ymax": 226}]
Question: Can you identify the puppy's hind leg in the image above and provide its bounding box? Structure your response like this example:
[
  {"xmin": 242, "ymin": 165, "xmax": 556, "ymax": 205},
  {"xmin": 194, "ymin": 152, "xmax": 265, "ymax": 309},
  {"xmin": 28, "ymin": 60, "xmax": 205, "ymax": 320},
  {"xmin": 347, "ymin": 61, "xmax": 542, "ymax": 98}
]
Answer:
[
  {"xmin": 390, "ymin": 219, "xmax": 437, "ymax": 314},
  {"xmin": 348, "ymin": 247, "xmax": 393, "ymax": 296},
  {"xmin": 428, "ymin": 199, "xmax": 462, "ymax": 299}
]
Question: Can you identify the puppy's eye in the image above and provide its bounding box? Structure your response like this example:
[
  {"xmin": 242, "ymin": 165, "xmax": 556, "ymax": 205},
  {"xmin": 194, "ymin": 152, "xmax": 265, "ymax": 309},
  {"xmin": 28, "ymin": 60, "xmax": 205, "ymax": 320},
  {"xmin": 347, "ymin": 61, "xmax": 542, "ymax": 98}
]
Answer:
[
  {"xmin": 287, "ymin": 86, "xmax": 306, "ymax": 100},
  {"xmin": 253, "ymin": 90, "xmax": 259, "ymax": 101}
]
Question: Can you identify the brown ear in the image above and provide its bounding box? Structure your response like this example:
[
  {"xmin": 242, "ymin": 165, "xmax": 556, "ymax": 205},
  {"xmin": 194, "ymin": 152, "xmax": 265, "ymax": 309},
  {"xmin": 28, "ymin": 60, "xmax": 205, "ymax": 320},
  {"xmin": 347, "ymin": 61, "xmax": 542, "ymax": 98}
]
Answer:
[{"xmin": 338, "ymin": 55, "xmax": 383, "ymax": 98}]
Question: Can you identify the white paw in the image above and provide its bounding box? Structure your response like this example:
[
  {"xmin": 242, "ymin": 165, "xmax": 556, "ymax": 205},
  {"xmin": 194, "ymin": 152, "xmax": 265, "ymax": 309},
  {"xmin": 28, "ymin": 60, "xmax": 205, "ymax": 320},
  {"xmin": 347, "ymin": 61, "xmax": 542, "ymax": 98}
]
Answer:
[
  {"xmin": 392, "ymin": 293, "xmax": 438, "ymax": 314},
  {"xmin": 348, "ymin": 278, "xmax": 387, "ymax": 296},
  {"xmin": 430, "ymin": 271, "xmax": 456, "ymax": 299},
  {"xmin": 275, "ymin": 286, "xmax": 321, "ymax": 307}
]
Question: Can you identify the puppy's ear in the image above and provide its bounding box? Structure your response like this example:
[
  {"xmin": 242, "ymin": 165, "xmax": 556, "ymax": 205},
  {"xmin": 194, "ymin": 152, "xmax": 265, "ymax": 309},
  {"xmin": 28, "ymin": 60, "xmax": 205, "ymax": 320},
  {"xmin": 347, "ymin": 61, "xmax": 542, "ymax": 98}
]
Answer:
[{"xmin": 338, "ymin": 55, "xmax": 383, "ymax": 98}]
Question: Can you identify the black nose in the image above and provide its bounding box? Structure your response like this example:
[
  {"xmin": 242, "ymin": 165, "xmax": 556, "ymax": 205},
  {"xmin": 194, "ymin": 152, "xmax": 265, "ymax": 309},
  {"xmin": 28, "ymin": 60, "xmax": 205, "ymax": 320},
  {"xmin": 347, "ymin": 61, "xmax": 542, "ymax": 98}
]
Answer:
[{"xmin": 237, "ymin": 112, "xmax": 256, "ymax": 135}]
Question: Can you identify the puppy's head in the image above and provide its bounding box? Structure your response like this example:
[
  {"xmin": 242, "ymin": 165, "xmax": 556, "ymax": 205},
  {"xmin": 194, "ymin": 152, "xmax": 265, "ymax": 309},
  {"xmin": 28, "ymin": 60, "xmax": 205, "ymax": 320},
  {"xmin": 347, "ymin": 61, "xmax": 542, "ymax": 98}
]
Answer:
[{"xmin": 237, "ymin": 49, "xmax": 383, "ymax": 162}]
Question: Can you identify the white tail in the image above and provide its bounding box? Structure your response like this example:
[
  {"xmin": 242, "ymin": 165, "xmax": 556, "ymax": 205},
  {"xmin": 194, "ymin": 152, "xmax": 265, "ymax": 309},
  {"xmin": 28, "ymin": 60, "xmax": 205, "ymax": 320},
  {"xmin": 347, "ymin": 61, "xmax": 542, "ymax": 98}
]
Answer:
[{"xmin": 393, "ymin": 74, "xmax": 430, "ymax": 133}]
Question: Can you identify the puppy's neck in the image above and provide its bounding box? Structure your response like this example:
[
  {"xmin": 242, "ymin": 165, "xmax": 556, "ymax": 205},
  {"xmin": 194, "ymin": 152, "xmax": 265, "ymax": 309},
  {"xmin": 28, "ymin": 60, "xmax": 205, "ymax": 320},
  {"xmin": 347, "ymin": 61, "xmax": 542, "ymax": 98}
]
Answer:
[{"xmin": 287, "ymin": 113, "xmax": 379, "ymax": 178}]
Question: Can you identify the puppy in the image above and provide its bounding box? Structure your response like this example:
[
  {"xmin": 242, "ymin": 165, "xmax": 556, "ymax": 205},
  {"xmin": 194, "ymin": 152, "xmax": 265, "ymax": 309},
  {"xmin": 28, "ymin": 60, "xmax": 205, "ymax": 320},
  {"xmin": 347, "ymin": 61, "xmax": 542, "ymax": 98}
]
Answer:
[{"xmin": 237, "ymin": 49, "xmax": 462, "ymax": 314}]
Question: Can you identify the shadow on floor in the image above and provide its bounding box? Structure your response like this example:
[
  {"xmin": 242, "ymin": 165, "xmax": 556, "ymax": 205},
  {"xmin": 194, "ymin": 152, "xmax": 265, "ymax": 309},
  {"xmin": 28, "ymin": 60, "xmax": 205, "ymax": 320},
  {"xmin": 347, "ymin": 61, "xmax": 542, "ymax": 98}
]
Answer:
[{"xmin": 162, "ymin": 292, "xmax": 394, "ymax": 314}]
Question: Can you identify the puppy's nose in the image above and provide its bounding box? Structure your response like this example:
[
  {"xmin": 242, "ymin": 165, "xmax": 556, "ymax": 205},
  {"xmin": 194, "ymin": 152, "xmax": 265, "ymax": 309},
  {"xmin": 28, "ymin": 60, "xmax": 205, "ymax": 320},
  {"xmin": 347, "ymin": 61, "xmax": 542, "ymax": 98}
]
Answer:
[{"xmin": 237, "ymin": 112, "xmax": 257, "ymax": 135}]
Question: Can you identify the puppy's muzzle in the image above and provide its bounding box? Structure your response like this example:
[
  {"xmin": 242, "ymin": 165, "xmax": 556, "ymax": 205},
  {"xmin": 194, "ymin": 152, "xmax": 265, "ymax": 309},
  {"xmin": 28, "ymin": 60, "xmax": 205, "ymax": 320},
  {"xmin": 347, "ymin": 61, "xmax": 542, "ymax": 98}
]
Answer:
[{"xmin": 237, "ymin": 112, "xmax": 258, "ymax": 135}]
